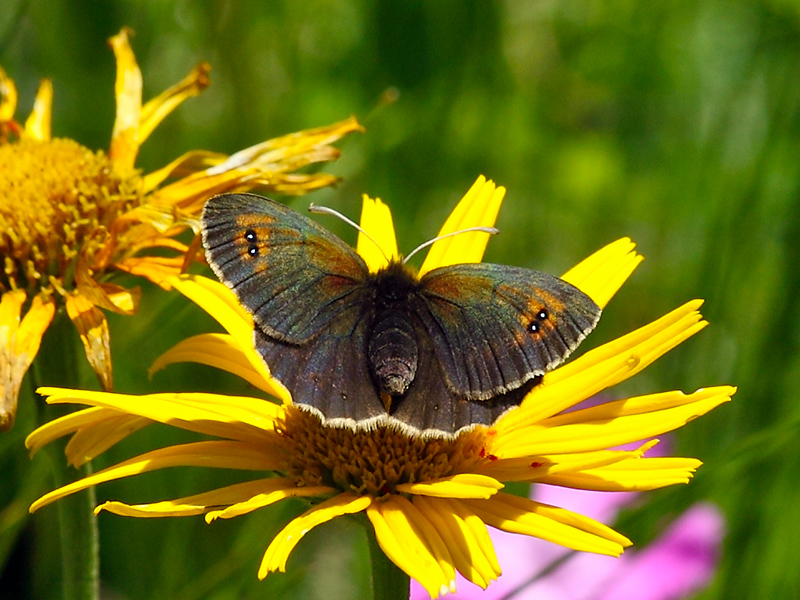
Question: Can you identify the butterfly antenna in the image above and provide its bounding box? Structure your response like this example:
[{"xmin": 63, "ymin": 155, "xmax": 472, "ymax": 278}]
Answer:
[
  {"xmin": 309, "ymin": 204, "xmax": 391, "ymax": 263},
  {"xmin": 402, "ymin": 226, "xmax": 499, "ymax": 264}
]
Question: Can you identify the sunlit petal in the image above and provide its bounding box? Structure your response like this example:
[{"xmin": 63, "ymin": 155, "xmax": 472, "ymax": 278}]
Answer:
[
  {"xmin": 23, "ymin": 79, "xmax": 53, "ymax": 141},
  {"xmin": 562, "ymin": 237, "xmax": 644, "ymax": 309},
  {"xmin": 420, "ymin": 175, "xmax": 505, "ymax": 275},
  {"xmin": 368, "ymin": 496, "xmax": 454, "ymax": 598},
  {"xmin": 358, "ymin": 195, "xmax": 398, "ymax": 272}
]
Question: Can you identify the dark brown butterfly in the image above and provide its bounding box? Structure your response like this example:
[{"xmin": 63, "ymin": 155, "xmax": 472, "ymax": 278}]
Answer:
[{"xmin": 202, "ymin": 193, "xmax": 600, "ymax": 438}]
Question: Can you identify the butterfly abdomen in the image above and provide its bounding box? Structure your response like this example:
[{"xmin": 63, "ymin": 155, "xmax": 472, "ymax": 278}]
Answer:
[
  {"xmin": 368, "ymin": 308, "xmax": 419, "ymax": 396},
  {"xmin": 366, "ymin": 262, "xmax": 423, "ymax": 397}
]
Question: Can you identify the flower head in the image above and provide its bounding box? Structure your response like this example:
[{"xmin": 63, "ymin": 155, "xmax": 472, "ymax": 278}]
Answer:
[
  {"xmin": 0, "ymin": 28, "xmax": 362, "ymax": 430},
  {"xmin": 27, "ymin": 176, "xmax": 733, "ymax": 597}
]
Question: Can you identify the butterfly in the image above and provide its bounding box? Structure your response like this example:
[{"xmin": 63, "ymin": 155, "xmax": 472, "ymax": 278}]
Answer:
[{"xmin": 202, "ymin": 193, "xmax": 601, "ymax": 438}]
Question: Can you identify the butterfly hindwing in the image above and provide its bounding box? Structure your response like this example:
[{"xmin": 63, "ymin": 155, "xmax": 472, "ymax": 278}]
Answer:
[
  {"xmin": 253, "ymin": 308, "xmax": 387, "ymax": 424},
  {"xmin": 416, "ymin": 263, "xmax": 601, "ymax": 400},
  {"xmin": 202, "ymin": 193, "xmax": 369, "ymax": 344}
]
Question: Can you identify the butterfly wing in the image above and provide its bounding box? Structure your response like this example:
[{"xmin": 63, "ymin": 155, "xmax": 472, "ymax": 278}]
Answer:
[
  {"xmin": 414, "ymin": 263, "xmax": 601, "ymax": 401},
  {"xmin": 202, "ymin": 193, "xmax": 386, "ymax": 422},
  {"xmin": 202, "ymin": 193, "xmax": 369, "ymax": 343},
  {"xmin": 390, "ymin": 323, "xmax": 539, "ymax": 436}
]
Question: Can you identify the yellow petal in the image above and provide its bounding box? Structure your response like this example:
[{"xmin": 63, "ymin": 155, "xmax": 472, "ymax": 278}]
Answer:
[
  {"xmin": 561, "ymin": 237, "xmax": 644, "ymax": 309},
  {"xmin": 23, "ymin": 78, "xmax": 53, "ymax": 141},
  {"xmin": 493, "ymin": 300, "xmax": 708, "ymax": 437},
  {"xmin": 419, "ymin": 176, "xmax": 505, "ymax": 276},
  {"xmin": 414, "ymin": 495, "xmax": 500, "ymax": 589},
  {"xmin": 114, "ymin": 256, "xmax": 186, "ymax": 288},
  {"xmin": 64, "ymin": 412, "xmax": 150, "ymax": 467},
  {"xmin": 477, "ymin": 440, "xmax": 659, "ymax": 482},
  {"xmin": 206, "ymin": 484, "xmax": 335, "ymax": 522},
  {"xmin": 149, "ymin": 333, "xmax": 282, "ymax": 397},
  {"xmin": 138, "ymin": 62, "xmax": 211, "ymax": 143},
  {"xmin": 149, "ymin": 116, "xmax": 363, "ymax": 213},
  {"xmin": 259, "ymin": 493, "xmax": 372, "ymax": 577},
  {"xmin": 36, "ymin": 387, "xmax": 284, "ymax": 445},
  {"xmin": 108, "ymin": 27, "xmax": 142, "ymax": 168},
  {"xmin": 367, "ymin": 497, "xmax": 453, "ymax": 598},
  {"xmin": 65, "ymin": 293, "xmax": 113, "ymax": 391},
  {"xmin": 30, "ymin": 440, "xmax": 279, "ymax": 513},
  {"xmin": 0, "ymin": 65, "xmax": 18, "ymax": 123},
  {"xmin": 171, "ymin": 275, "xmax": 253, "ymax": 340},
  {"xmin": 1, "ymin": 292, "xmax": 55, "ymax": 431},
  {"xmin": 142, "ymin": 150, "xmax": 228, "ymax": 193},
  {"xmin": 496, "ymin": 386, "xmax": 733, "ymax": 457},
  {"xmin": 465, "ymin": 493, "xmax": 630, "ymax": 556},
  {"xmin": 166, "ymin": 276, "xmax": 292, "ymax": 404},
  {"xmin": 396, "ymin": 473, "xmax": 503, "ymax": 499},
  {"xmin": 394, "ymin": 496, "xmax": 457, "ymax": 593},
  {"xmin": 26, "ymin": 407, "xmax": 114, "ymax": 456},
  {"xmin": 358, "ymin": 195, "xmax": 398, "ymax": 272},
  {"xmin": 541, "ymin": 455, "xmax": 704, "ymax": 492},
  {"xmin": 96, "ymin": 477, "xmax": 297, "ymax": 518}
]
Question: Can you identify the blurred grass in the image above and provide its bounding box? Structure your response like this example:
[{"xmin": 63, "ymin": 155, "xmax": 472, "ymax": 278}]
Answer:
[{"xmin": 2, "ymin": 0, "xmax": 800, "ymax": 598}]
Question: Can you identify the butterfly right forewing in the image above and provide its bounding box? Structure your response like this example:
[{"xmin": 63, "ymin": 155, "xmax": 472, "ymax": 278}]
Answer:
[
  {"xmin": 202, "ymin": 193, "xmax": 369, "ymax": 344},
  {"xmin": 415, "ymin": 263, "xmax": 601, "ymax": 401}
]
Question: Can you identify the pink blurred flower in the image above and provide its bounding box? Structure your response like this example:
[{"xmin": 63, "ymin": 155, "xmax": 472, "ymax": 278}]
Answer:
[{"xmin": 411, "ymin": 454, "xmax": 725, "ymax": 600}]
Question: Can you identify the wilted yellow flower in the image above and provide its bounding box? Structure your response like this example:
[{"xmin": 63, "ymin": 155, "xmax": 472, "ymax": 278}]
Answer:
[
  {"xmin": 0, "ymin": 28, "xmax": 362, "ymax": 430},
  {"xmin": 26, "ymin": 177, "xmax": 733, "ymax": 597}
]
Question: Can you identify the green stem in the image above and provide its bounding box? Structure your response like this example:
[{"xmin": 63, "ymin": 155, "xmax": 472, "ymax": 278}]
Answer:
[
  {"xmin": 33, "ymin": 312, "xmax": 100, "ymax": 600},
  {"xmin": 364, "ymin": 518, "xmax": 410, "ymax": 600},
  {"xmin": 44, "ymin": 445, "xmax": 100, "ymax": 600}
]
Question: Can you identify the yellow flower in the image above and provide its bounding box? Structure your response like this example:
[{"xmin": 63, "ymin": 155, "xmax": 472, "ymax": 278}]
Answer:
[
  {"xmin": 0, "ymin": 28, "xmax": 362, "ymax": 430},
  {"xmin": 26, "ymin": 176, "xmax": 734, "ymax": 597}
]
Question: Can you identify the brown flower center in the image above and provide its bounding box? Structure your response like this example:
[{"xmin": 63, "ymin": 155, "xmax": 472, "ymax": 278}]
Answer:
[
  {"xmin": 0, "ymin": 137, "xmax": 143, "ymax": 297},
  {"xmin": 275, "ymin": 407, "xmax": 490, "ymax": 496}
]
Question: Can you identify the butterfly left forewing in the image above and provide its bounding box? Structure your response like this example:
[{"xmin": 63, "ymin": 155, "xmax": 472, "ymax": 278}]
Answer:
[{"xmin": 416, "ymin": 263, "xmax": 601, "ymax": 400}]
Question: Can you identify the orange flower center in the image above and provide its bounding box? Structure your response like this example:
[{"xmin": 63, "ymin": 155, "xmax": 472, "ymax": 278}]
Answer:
[
  {"xmin": 274, "ymin": 407, "xmax": 490, "ymax": 496},
  {"xmin": 0, "ymin": 137, "xmax": 143, "ymax": 297}
]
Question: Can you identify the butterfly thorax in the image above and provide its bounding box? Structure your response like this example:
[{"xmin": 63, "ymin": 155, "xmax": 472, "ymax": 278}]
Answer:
[{"xmin": 367, "ymin": 262, "xmax": 422, "ymax": 399}]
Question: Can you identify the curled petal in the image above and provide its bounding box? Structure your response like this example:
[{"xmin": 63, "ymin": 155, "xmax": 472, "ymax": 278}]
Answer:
[
  {"xmin": 540, "ymin": 455, "xmax": 704, "ymax": 492},
  {"xmin": 138, "ymin": 62, "xmax": 211, "ymax": 143},
  {"xmin": 36, "ymin": 387, "xmax": 284, "ymax": 445},
  {"xmin": 108, "ymin": 27, "xmax": 143, "ymax": 168},
  {"xmin": 1, "ymin": 292, "xmax": 55, "ymax": 430},
  {"xmin": 260, "ymin": 493, "xmax": 372, "ymax": 577},
  {"xmin": 149, "ymin": 333, "xmax": 284, "ymax": 399},
  {"xmin": 96, "ymin": 477, "xmax": 300, "ymax": 518},
  {"xmin": 66, "ymin": 293, "xmax": 113, "ymax": 391},
  {"xmin": 206, "ymin": 484, "xmax": 335, "ymax": 522}
]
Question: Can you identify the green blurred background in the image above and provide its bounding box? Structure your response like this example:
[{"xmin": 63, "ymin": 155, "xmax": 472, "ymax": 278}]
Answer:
[{"xmin": 2, "ymin": 0, "xmax": 800, "ymax": 598}]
